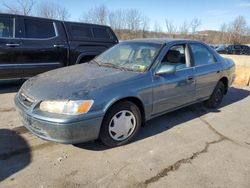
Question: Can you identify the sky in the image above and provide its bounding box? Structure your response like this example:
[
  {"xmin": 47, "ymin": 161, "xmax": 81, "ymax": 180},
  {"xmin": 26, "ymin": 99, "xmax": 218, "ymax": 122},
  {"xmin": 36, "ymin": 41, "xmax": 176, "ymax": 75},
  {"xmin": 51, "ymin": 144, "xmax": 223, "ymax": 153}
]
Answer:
[
  {"xmin": 3, "ymin": 0, "xmax": 250, "ymax": 31},
  {"xmin": 56, "ymin": 0, "xmax": 250, "ymax": 31}
]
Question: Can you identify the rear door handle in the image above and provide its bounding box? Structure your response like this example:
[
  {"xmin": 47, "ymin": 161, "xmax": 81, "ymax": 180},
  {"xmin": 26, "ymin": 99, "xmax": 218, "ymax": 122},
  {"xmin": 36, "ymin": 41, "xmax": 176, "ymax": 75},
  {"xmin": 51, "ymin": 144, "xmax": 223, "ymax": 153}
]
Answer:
[
  {"xmin": 6, "ymin": 43, "xmax": 20, "ymax": 47},
  {"xmin": 53, "ymin": 44, "xmax": 65, "ymax": 48}
]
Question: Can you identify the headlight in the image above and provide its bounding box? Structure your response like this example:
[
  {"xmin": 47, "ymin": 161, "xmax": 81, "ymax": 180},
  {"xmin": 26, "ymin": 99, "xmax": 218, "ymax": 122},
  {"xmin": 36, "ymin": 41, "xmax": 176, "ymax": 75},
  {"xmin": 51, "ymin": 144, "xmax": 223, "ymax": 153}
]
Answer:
[{"xmin": 39, "ymin": 100, "xmax": 94, "ymax": 115}]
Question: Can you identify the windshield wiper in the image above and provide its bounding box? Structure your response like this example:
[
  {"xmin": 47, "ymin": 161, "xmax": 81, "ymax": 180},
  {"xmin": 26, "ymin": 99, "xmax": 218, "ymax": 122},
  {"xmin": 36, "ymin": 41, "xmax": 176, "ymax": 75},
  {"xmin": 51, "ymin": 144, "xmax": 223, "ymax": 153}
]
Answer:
[
  {"xmin": 101, "ymin": 63, "xmax": 129, "ymax": 71},
  {"xmin": 89, "ymin": 60, "xmax": 100, "ymax": 66}
]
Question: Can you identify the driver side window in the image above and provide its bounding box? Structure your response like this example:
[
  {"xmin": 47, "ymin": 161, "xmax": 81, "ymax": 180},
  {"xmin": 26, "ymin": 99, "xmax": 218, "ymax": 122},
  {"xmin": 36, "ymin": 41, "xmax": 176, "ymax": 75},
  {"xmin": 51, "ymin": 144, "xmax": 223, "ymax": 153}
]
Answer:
[{"xmin": 161, "ymin": 44, "xmax": 189, "ymax": 70}]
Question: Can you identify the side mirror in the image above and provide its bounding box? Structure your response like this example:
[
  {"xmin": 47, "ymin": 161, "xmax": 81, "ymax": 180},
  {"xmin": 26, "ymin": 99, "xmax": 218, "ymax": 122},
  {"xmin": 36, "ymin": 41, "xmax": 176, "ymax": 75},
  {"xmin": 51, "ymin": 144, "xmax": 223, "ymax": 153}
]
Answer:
[{"xmin": 155, "ymin": 64, "xmax": 176, "ymax": 75}]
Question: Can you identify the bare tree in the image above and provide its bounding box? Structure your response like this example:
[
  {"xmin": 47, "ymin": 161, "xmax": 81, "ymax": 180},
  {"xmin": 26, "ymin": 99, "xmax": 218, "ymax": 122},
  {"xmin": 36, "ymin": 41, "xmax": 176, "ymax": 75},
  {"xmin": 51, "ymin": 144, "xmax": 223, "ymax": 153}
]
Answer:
[
  {"xmin": 219, "ymin": 23, "xmax": 229, "ymax": 43},
  {"xmin": 220, "ymin": 23, "xmax": 227, "ymax": 32},
  {"xmin": 59, "ymin": 6, "xmax": 70, "ymax": 21},
  {"xmin": 153, "ymin": 21, "xmax": 162, "ymax": 33},
  {"xmin": 37, "ymin": 1, "xmax": 70, "ymax": 20},
  {"xmin": 81, "ymin": 5, "xmax": 109, "ymax": 25},
  {"xmin": 108, "ymin": 9, "xmax": 126, "ymax": 30},
  {"xmin": 141, "ymin": 15, "xmax": 149, "ymax": 37},
  {"xmin": 190, "ymin": 18, "xmax": 201, "ymax": 34},
  {"xmin": 165, "ymin": 19, "xmax": 176, "ymax": 34},
  {"xmin": 108, "ymin": 9, "xmax": 127, "ymax": 39},
  {"xmin": 125, "ymin": 9, "xmax": 142, "ymax": 32},
  {"xmin": 108, "ymin": 9, "xmax": 148, "ymax": 38},
  {"xmin": 247, "ymin": 27, "xmax": 250, "ymax": 36},
  {"xmin": 231, "ymin": 16, "xmax": 247, "ymax": 35},
  {"xmin": 2, "ymin": 0, "xmax": 34, "ymax": 15},
  {"xmin": 179, "ymin": 20, "xmax": 190, "ymax": 34},
  {"xmin": 228, "ymin": 15, "xmax": 248, "ymax": 43}
]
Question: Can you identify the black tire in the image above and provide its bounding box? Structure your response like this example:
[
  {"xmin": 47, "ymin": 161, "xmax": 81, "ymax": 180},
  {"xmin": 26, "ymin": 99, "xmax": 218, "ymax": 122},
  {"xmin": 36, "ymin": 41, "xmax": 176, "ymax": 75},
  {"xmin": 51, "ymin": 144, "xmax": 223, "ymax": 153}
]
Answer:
[
  {"xmin": 100, "ymin": 101, "xmax": 142, "ymax": 147},
  {"xmin": 204, "ymin": 81, "xmax": 225, "ymax": 108}
]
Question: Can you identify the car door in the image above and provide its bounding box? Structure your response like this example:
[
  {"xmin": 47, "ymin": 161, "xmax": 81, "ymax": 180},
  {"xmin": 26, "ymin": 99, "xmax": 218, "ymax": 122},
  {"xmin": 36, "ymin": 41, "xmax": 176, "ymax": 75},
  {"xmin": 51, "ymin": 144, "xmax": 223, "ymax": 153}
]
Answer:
[
  {"xmin": 152, "ymin": 43, "xmax": 195, "ymax": 115},
  {"xmin": 0, "ymin": 15, "xmax": 23, "ymax": 79},
  {"xmin": 20, "ymin": 18, "xmax": 68, "ymax": 78},
  {"xmin": 189, "ymin": 43, "xmax": 221, "ymax": 100}
]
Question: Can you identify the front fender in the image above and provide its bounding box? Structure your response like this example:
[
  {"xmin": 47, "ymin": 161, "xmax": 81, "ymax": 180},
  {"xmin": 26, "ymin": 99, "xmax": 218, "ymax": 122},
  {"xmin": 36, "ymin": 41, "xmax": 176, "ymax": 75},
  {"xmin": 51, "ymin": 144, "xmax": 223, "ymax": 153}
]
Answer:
[
  {"xmin": 104, "ymin": 93, "xmax": 144, "ymax": 112},
  {"xmin": 102, "ymin": 81, "xmax": 153, "ymax": 121}
]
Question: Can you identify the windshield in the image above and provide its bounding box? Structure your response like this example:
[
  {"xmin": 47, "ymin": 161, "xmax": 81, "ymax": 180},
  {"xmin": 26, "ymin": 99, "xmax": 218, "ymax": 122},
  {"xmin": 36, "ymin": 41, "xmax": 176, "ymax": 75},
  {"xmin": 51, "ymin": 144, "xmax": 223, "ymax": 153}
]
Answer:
[
  {"xmin": 94, "ymin": 42, "xmax": 162, "ymax": 72},
  {"xmin": 216, "ymin": 46, "xmax": 225, "ymax": 50}
]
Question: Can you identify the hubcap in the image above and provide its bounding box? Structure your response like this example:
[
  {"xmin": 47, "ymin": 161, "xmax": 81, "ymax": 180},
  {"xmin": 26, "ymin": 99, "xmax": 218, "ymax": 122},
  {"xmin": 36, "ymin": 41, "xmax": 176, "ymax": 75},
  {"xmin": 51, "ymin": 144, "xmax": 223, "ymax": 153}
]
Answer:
[{"xmin": 108, "ymin": 110, "xmax": 136, "ymax": 141}]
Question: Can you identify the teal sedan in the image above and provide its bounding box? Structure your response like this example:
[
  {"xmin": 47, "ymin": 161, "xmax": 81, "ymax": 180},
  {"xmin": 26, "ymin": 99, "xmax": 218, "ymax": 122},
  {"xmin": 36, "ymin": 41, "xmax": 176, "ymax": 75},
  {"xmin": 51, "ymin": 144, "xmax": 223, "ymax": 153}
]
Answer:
[{"xmin": 15, "ymin": 39, "xmax": 235, "ymax": 147}]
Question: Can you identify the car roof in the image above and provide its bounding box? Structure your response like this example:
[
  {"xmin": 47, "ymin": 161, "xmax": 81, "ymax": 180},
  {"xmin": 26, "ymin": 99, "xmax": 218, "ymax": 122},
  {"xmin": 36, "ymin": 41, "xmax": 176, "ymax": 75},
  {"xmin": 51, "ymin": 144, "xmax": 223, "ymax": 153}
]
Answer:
[{"xmin": 121, "ymin": 38, "xmax": 201, "ymax": 45}]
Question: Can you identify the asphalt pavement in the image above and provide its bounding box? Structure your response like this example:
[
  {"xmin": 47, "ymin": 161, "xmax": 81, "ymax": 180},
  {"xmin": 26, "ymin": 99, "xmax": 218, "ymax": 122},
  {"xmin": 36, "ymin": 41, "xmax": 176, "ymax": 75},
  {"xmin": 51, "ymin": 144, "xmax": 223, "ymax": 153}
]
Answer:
[{"xmin": 0, "ymin": 82, "xmax": 250, "ymax": 188}]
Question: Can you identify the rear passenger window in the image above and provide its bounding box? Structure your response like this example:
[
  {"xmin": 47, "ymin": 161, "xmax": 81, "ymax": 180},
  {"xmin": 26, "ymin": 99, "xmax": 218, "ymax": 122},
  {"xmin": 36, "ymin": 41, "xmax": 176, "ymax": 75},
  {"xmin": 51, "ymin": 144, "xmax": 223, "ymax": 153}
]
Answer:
[
  {"xmin": 71, "ymin": 25, "xmax": 92, "ymax": 38},
  {"xmin": 24, "ymin": 19, "xmax": 56, "ymax": 39},
  {"xmin": 0, "ymin": 17, "xmax": 14, "ymax": 38},
  {"xmin": 190, "ymin": 43, "xmax": 216, "ymax": 66},
  {"xmin": 93, "ymin": 28, "xmax": 110, "ymax": 39}
]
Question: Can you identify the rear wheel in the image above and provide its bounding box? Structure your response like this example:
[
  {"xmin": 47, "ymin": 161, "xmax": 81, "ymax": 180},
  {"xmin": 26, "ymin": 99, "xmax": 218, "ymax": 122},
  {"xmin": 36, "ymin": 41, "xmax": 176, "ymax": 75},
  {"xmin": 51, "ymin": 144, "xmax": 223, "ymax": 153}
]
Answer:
[
  {"xmin": 100, "ymin": 101, "xmax": 141, "ymax": 147},
  {"xmin": 204, "ymin": 81, "xmax": 225, "ymax": 108}
]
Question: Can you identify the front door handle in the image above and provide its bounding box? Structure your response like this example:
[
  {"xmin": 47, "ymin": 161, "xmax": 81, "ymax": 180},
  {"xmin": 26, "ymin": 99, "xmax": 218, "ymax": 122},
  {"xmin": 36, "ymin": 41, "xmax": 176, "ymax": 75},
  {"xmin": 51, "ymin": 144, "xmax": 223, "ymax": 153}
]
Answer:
[
  {"xmin": 6, "ymin": 43, "xmax": 20, "ymax": 47},
  {"xmin": 53, "ymin": 44, "xmax": 65, "ymax": 48}
]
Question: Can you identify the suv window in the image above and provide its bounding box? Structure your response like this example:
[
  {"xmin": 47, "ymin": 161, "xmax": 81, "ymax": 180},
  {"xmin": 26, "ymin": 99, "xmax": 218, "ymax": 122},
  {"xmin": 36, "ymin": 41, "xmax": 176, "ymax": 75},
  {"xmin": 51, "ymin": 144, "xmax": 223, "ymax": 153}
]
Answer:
[
  {"xmin": 190, "ymin": 43, "xmax": 216, "ymax": 66},
  {"xmin": 0, "ymin": 17, "xmax": 14, "ymax": 38},
  {"xmin": 234, "ymin": 45, "xmax": 241, "ymax": 50},
  {"xmin": 71, "ymin": 25, "xmax": 92, "ymax": 39},
  {"xmin": 161, "ymin": 44, "xmax": 188, "ymax": 70},
  {"xmin": 93, "ymin": 28, "xmax": 110, "ymax": 39},
  {"xmin": 24, "ymin": 19, "xmax": 56, "ymax": 39}
]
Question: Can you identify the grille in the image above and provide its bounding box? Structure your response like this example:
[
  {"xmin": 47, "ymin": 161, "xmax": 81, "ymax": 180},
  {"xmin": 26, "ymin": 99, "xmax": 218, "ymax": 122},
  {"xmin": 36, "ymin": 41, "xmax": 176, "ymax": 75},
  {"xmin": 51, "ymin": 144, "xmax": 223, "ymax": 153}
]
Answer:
[{"xmin": 19, "ymin": 92, "xmax": 35, "ymax": 107}]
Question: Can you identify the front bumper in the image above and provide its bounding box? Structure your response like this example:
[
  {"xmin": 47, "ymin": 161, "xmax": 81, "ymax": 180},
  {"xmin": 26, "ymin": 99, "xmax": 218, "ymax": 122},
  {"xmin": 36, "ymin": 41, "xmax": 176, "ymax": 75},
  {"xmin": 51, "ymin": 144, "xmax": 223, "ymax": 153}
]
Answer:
[{"xmin": 15, "ymin": 96, "xmax": 103, "ymax": 144}]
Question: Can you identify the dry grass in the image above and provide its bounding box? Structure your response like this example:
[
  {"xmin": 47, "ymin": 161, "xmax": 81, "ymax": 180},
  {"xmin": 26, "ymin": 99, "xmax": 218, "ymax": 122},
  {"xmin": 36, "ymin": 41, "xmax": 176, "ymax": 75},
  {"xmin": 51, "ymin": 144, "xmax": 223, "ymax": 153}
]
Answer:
[
  {"xmin": 221, "ymin": 54, "xmax": 250, "ymax": 86},
  {"xmin": 234, "ymin": 67, "xmax": 250, "ymax": 86},
  {"xmin": 221, "ymin": 54, "xmax": 250, "ymax": 68}
]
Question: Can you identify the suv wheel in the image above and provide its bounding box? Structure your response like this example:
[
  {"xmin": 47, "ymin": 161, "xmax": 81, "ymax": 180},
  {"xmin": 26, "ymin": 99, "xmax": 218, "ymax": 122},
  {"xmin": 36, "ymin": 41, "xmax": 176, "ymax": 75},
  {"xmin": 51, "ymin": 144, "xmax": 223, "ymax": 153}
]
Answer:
[
  {"xmin": 100, "ymin": 101, "xmax": 141, "ymax": 147},
  {"xmin": 204, "ymin": 81, "xmax": 225, "ymax": 108}
]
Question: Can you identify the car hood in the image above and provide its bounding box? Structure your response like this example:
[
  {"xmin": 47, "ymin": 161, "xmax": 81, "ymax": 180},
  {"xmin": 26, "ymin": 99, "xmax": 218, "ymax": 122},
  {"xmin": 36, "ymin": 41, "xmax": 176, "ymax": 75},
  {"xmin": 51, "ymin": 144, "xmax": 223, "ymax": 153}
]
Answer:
[{"xmin": 21, "ymin": 63, "xmax": 141, "ymax": 100}]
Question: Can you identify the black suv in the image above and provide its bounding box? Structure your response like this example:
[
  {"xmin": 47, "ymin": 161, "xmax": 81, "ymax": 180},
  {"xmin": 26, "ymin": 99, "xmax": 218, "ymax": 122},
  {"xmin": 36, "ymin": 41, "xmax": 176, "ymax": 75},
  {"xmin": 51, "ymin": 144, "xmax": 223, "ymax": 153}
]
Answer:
[
  {"xmin": 0, "ymin": 14, "xmax": 118, "ymax": 80},
  {"xmin": 227, "ymin": 45, "xmax": 250, "ymax": 55}
]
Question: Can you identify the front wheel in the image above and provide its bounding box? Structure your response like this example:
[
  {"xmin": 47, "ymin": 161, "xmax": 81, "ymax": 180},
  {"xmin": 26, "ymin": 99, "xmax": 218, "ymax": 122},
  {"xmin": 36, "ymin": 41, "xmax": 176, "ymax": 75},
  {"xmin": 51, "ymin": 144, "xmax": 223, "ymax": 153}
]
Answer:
[
  {"xmin": 99, "ymin": 101, "xmax": 141, "ymax": 147},
  {"xmin": 204, "ymin": 81, "xmax": 225, "ymax": 108}
]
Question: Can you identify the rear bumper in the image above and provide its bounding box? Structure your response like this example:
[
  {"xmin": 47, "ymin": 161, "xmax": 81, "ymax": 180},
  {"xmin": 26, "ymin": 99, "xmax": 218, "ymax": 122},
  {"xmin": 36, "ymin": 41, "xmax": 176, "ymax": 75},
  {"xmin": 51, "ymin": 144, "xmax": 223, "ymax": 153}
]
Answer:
[{"xmin": 15, "ymin": 96, "xmax": 103, "ymax": 144}]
